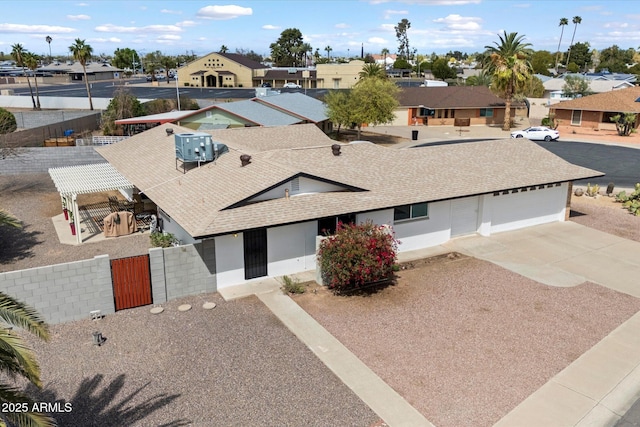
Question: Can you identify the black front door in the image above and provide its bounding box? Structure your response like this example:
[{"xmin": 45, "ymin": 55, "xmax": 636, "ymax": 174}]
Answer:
[{"xmin": 243, "ymin": 229, "xmax": 267, "ymax": 280}]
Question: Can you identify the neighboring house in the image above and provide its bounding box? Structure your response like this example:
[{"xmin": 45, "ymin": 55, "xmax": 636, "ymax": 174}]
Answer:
[
  {"xmin": 258, "ymin": 68, "xmax": 317, "ymax": 89},
  {"xmin": 177, "ymin": 52, "xmax": 267, "ymax": 88},
  {"xmin": 542, "ymin": 73, "xmax": 637, "ymax": 102},
  {"xmin": 39, "ymin": 61, "xmax": 124, "ymax": 83},
  {"xmin": 96, "ymin": 123, "xmax": 602, "ymax": 290},
  {"xmin": 550, "ymin": 86, "xmax": 640, "ymax": 131},
  {"xmin": 391, "ymin": 86, "xmax": 519, "ymax": 127},
  {"xmin": 315, "ymin": 60, "xmax": 365, "ymax": 89},
  {"xmin": 115, "ymin": 92, "xmax": 331, "ymax": 134}
]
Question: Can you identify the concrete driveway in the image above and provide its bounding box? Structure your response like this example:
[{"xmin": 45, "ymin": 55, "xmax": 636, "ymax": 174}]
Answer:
[
  {"xmin": 444, "ymin": 221, "xmax": 640, "ymax": 297},
  {"xmin": 443, "ymin": 221, "xmax": 640, "ymax": 426}
]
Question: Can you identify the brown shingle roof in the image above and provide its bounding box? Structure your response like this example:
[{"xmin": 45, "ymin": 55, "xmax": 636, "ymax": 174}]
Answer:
[
  {"xmin": 551, "ymin": 86, "xmax": 640, "ymax": 112},
  {"xmin": 218, "ymin": 52, "xmax": 266, "ymax": 69},
  {"xmin": 97, "ymin": 123, "xmax": 603, "ymax": 239},
  {"xmin": 398, "ymin": 86, "xmax": 507, "ymax": 109}
]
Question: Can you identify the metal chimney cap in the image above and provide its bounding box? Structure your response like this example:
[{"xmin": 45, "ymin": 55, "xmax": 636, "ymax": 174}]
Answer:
[
  {"xmin": 331, "ymin": 144, "xmax": 341, "ymax": 156},
  {"xmin": 240, "ymin": 154, "xmax": 252, "ymax": 166},
  {"xmin": 166, "ymin": 128, "xmax": 174, "ymax": 136}
]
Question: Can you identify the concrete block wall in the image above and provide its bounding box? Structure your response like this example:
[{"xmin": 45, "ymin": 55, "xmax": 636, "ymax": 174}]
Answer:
[
  {"xmin": 0, "ymin": 147, "xmax": 105, "ymax": 175},
  {"xmin": 149, "ymin": 247, "xmax": 167, "ymax": 304},
  {"xmin": 0, "ymin": 255, "xmax": 115, "ymax": 324},
  {"xmin": 12, "ymin": 111, "xmax": 98, "ymax": 130},
  {"xmin": 161, "ymin": 240, "xmax": 216, "ymax": 300}
]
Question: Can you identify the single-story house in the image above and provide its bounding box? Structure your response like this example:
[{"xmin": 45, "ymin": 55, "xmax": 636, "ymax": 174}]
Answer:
[
  {"xmin": 391, "ymin": 86, "xmax": 524, "ymax": 127},
  {"xmin": 39, "ymin": 61, "xmax": 125, "ymax": 83},
  {"xmin": 95, "ymin": 123, "xmax": 602, "ymax": 290},
  {"xmin": 543, "ymin": 77, "xmax": 636, "ymax": 102},
  {"xmin": 550, "ymin": 86, "xmax": 640, "ymax": 130},
  {"xmin": 115, "ymin": 92, "xmax": 331, "ymax": 134}
]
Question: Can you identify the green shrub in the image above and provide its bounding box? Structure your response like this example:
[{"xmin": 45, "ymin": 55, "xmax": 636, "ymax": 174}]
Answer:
[
  {"xmin": 616, "ymin": 183, "xmax": 640, "ymax": 216},
  {"xmin": 150, "ymin": 231, "xmax": 178, "ymax": 248},
  {"xmin": 281, "ymin": 275, "xmax": 305, "ymax": 294},
  {"xmin": 318, "ymin": 221, "xmax": 399, "ymax": 292},
  {"xmin": 0, "ymin": 108, "xmax": 17, "ymax": 134}
]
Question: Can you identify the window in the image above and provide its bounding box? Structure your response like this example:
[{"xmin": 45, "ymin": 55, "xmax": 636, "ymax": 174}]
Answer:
[
  {"xmin": 480, "ymin": 108, "xmax": 493, "ymax": 117},
  {"xmin": 394, "ymin": 202, "xmax": 428, "ymax": 222},
  {"xmin": 571, "ymin": 110, "xmax": 582, "ymax": 125},
  {"xmin": 317, "ymin": 213, "xmax": 356, "ymax": 235}
]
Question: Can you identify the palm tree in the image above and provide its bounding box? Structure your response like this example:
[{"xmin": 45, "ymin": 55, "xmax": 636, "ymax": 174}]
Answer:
[
  {"xmin": 24, "ymin": 53, "xmax": 41, "ymax": 110},
  {"xmin": 381, "ymin": 47, "xmax": 390, "ymax": 68},
  {"xmin": 484, "ymin": 31, "xmax": 532, "ymax": 131},
  {"xmin": 45, "ymin": 36, "xmax": 52, "ymax": 64},
  {"xmin": 301, "ymin": 42, "xmax": 312, "ymax": 66},
  {"xmin": 565, "ymin": 16, "xmax": 582, "ymax": 69},
  {"xmin": 0, "ymin": 210, "xmax": 21, "ymax": 228},
  {"xmin": 554, "ymin": 18, "xmax": 569, "ymax": 73},
  {"xmin": 324, "ymin": 45, "xmax": 332, "ymax": 60},
  {"xmin": 69, "ymin": 38, "xmax": 94, "ymax": 110},
  {"xmin": 10, "ymin": 44, "xmax": 36, "ymax": 110},
  {"xmin": 0, "ymin": 292, "xmax": 53, "ymax": 427},
  {"xmin": 358, "ymin": 63, "xmax": 386, "ymax": 80},
  {"xmin": 219, "ymin": 45, "xmax": 228, "ymax": 54}
]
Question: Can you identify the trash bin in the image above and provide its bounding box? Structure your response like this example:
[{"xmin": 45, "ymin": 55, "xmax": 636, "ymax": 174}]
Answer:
[{"xmin": 412, "ymin": 130, "xmax": 419, "ymax": 140}]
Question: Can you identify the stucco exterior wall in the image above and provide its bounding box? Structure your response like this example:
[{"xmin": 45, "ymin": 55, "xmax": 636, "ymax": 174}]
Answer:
[
  {"xmin": 177, "ymin": 52, "xmax": 261, "ymax": 88},
  {"xmin": 315, "ymin": 60, "xmax": 364, "ymax": 89}
]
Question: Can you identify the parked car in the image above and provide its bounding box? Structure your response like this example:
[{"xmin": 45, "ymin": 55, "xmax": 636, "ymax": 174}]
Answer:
[
  {"xmin": 510, "ymin": 126, "xmax": 560, "ymax": 142},
  {"xmin": 261, "ymin": 82, "xmax": 272, "ymax": 87},
  {"xmin": 283, "ymin": 82, "xmax": 301, "ymax": 89}
]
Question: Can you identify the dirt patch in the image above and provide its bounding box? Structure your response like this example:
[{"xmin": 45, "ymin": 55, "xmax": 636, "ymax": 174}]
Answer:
[
  {"xmin": 333, "ymin": 129, "xmax": 409, "ymax": 147},
  {"xmin": 557, "ymin": 124, "xmax": 640, "ymax": 145}
]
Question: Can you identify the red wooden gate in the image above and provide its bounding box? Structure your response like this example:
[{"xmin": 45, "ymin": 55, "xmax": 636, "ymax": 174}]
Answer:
[{"xmin": 111, "ymin": 255, "xmax": 152, "ymax": 311}]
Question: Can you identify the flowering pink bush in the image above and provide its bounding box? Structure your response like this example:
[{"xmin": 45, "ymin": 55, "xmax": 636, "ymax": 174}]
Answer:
[{"xmin": 318, "ymin": 221, "xmax": 399, "ymax": 292}]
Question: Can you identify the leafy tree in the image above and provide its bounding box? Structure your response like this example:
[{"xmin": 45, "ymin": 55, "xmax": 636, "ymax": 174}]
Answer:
[
  {"xmin": 596, "ymin": 45, "xmax": 635, "ymax": 73},
  {"xmin": 565, "ymin": 16, "xmax": 582, "ymax": 67},
  {"xmin": 363, "ymin": 53, "xmax": 375, "ymax": 64},
  {"xmin": 69, "ymin": 38, "xmax": 94, "ymax": 110},
  {"xmin": 318, "ymin": 221, "xmax": 398, "ymax": 293},
  {"xmin": 564, "ymin": 42, "xmax": 591, "ymax": 72},
  {"xmin": 113, "ymin": 47, "xmax": 140, "ymax": 72},
  {"xmin": 349, "ymin": 77, "xmax": 399, "ymax": 139},
  {"xmin": 358, "ymin": 63, "xmax": 386, "ymax": 80},
  {"xmin": 101, "ymin": 88, "xmax": 146, "ymax": 135},
  {"xmin": 0, "ymin": 108, "xmax": 17, "ymax": 134},
  {"xmin": 23, "ymin": 52, "xmax": 41, "ymax": 110},
  {"xmin": 484, "ymin": 31, "xmax": 532, "ymax": 130},
  {"xmin": 269, "ymin": 28, "xmax": 304, "ymax": 67},
  {"xmin": 522, "ymin": 75, "xmax": 545, "ymax": 97},
  {"xmin": 160, "ymin": 54, "xmax": 177, "ymax": 84},
  {"xmin": 431, "ymin": 57, "xmax": 456, "ymax": 80},
  {"xmin": 562, "ymin": 75, "xmax": 593, "ymax": 98},
  {"xmin": 324, "ymin": 90, "xmax": 353, "ymax": 136},
  {"xmin": 10, "ymin": 44, "xmax": 36, "ymax": 110},
  {"xmin": 392, "ymin": 58, "xmax": 411, "ymax": 70},
  {"xmin": 531, "ymin": 50, "xmax": 554, "ymax": 75},
  {"xmin": 555, "ymin": 17, "xmax": 569, "ymax": 72},
  {"xmin": 465, "ymin": 69, "xmax": 492, "ymax": 87},
  {"xmin": 142, "ymin": 50, "xmax": 163, "ymax": 78},
  {"xmin": 0, "ymin": 292, "xmax": 53, "ymax": 427},
  {"xmin": 395, "ymin": 18, "xmax": 411, "ymax": 60},
  {"xmin": 610, "ymin": 113, "xmax": 638, "ymax": 136},
  {"xmin": 144, "ymin": 97, "xmax": 198, "ymax": 115}
]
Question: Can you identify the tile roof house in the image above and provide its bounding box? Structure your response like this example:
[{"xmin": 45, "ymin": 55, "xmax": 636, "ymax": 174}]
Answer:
[
  {"xmin": 96, "ymin": 123, "xmax": 602, "ymax": 289},
  {"xmin": 549, "ymin": 86, "xmax": 640, "ymax": 131},
  {"xmin": 391, "ymin": 86, "xmax": 523, "ymax": 127},
  {"xmin": 542, "ymin": 75, "xmax": 636, "ymax": 101},
  {"xmin": 115, "ymin": 92, "xmax": 330, "ymax": 134}
]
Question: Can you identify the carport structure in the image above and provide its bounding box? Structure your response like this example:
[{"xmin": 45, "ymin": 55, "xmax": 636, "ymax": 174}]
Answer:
[{"xmin": 49, "ymin": 163, "xmax": 135, "ymax": 244}]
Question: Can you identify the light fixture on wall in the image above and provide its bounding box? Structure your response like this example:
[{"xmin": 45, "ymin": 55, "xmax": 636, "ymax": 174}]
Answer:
[{"xmin": 233, "ymin": 233, "xmax": 238, "ymax": 238}]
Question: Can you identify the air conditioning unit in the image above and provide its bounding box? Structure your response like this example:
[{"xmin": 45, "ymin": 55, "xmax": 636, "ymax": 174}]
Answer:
[{"xmin": 175, "ymin": 132, "xmax": 228, "ymax": 163}]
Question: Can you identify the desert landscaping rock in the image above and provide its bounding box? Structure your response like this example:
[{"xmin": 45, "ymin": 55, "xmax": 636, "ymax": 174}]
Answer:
[
  {"xmin": 149, "ymin": 306, "xmax": 164, "ymax": 314},
  {"xmin": 177, "ymin": 304, "xmax": 192, "ymax": 312}
]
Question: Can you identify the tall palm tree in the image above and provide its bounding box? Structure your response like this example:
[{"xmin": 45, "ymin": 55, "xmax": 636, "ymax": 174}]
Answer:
[
  {"xmin": 10, "ymin": 44, "xmax": 36, "ymax": 110},
  {"xmin": 324, "ymin": 45, "xmax": 332, "ymax": 60},
  {"xmin": 484, "ymin": 31, "xmax": 532, "ymax": 131},
  {"xmin": 24, "ymin": 53, "xmax": 41, "ymax": 110},
  {"xmin": 301, "ymin": 42, "xmax": 312, "ymax": 66},
  {"xmin": 0, "ymin": 292, "xmax": 53, "ymax": 427},
  {"xmin": 358, "ymin": 63, "xmax": 386, "ymax": 80},
  {"xmin": 381, "ymin": 47, "xmax": 390, "ymax": 68},
  {"xmin": 554, "ymin": 17, "xmax": 569, "ymax": 73},
  {"xmin": 45, "ymin": 35, "xmax": 52, "ymax": 64},
  {"xmin": 565, "ymin": 16, "xmax": 582, "ymax": 69},
  {"xmin": 69, "ymin": 38, "xmax": 94, "ymax": 110}
]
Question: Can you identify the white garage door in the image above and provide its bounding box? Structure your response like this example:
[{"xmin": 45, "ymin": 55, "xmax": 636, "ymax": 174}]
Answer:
[
  {"xmin": 491, "ymin": 185, "xmax": 564, "ymax": 233},
  {"xmin": 451, "ymin": 196, "xmax": 479, "ymax": 236}
]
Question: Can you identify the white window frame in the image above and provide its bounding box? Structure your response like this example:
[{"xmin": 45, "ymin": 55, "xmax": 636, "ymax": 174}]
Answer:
[
  {"xmin": 571, "ymin": 110, "xmax": 582, "ymax": 125},
  {"xmin": 393, "ymin": 202, "xmax": 429, "ymax": 222}
]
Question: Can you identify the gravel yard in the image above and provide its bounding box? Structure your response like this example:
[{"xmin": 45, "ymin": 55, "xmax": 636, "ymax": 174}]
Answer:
[{"xmin": 0, "ymin": 173, "xmax": 152, "ymax": 273}]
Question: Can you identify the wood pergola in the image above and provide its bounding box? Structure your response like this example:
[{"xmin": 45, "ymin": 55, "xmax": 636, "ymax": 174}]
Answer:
[{"xmin": 48, "ymin": 163, "xmax": 134, "ymax": 244}]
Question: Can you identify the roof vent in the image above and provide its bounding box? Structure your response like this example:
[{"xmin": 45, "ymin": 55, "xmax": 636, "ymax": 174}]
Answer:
[
  {"xmin": 240, "ymin": 154, "xmax": 251, "ymax": 167},
  {"xmin": 331, "ymin": 144, "xmax": 341, "ymax": 156},
  {"xmin": 166, "ymin": 128, "xmax": 174, "ymax": 136}
]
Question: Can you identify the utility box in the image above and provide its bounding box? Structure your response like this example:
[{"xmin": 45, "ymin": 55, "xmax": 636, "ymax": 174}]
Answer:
[{"xmin": 175, "ymin": 133, "xmax": 228, "ymax": 163}]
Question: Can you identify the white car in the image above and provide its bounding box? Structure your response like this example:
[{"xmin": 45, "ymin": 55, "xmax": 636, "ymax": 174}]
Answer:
[
  {"xmin": 283, "ymin": 82, "xmax": 301, "ymax": 89},
  {"xmin": 510, "ymin": 126, "xmax": 559, "ymax": 142}
]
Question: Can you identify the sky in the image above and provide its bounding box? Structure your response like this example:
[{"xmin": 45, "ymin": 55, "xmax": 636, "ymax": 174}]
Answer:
[{"xmin": 1, "ymin": 0, "xmax": 639, "ymax": 59}]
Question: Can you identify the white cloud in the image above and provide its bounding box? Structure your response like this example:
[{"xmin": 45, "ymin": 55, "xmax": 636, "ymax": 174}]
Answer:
[
  {"xmin": 262, "ymin": 24, "xmax": 280, "ymax": 30},
  {"xmin": 367, "ymin": 36, "xmax": 388, "ymax": 45},
  {"xmin": 160, "ymin": 9, "xmax": 182, "ymax": 15},
  {"xmin": 196, "ymin": 5, "xmax": 252, "ymax": 20},
  {"xmin": 383, "ymin": 9, "xmax": 408, "ymax": 19},
  {"xmin": 433, "ymin": 14, "xmax": 482, "ymax": 32},
  {"xmin": 603, "ymin": 22, "xmax": 629, "ymax": 29},
  {"xmin": 380, "ymin": 23, "xmax": 396, "ymax": 32},
  {"xmin": 335, "ymin": 23, "xmax": 350, "ymax": 29},
  {"xmin": 0, "ymin": 23, "xmax": 76, "ymax": 34},
  {"xmin": 67, "ymin": 14, "xmax": 90, "ymax": 21},
  {"xmin": 94, "ymin": 23, "xmax": 183, "ymax": 34},
  {"xmin": 157, "ymin": 34, "xmax": 181, "ymax": 41},
  {"xmin": 177, "ymin": 20, "xmax": 197, "ymax": 28}
]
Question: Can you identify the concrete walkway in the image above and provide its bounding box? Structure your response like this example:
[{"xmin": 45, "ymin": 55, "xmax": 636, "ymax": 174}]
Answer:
[{"xmin": 219, "ymin": 221, "xmax": 640, "ymax": 426}]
